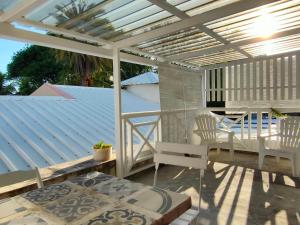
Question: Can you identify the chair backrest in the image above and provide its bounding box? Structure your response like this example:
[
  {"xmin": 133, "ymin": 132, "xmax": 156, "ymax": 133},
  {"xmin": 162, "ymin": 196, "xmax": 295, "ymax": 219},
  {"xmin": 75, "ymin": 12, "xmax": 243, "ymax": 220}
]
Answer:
[
  {"xmin": 195, "ymin": 114, "xmax": 217, "ymax": 142},
  {"xmin": 279, "ymin": 117, "xmax": 300, "ymax": 149},
  {"xmin": 154, "ymin": 142, "xmax": 207, "ymax": 170},
  {"xmin": 0, "ymin": 167, "xmax": 44, "ymax": 188}
]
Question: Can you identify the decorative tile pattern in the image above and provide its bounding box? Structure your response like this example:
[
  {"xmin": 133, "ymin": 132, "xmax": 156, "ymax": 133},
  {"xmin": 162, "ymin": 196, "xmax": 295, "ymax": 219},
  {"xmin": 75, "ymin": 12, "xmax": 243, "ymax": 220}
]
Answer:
[
  {"xmin": 126, "ymin": 187, "xmax": 188, "ymax": 214},
  {"xmin": 0, "ymin": 198, "xmax": 27, "ymax": 219},
  {"xmin": 69, "ymin": 172, "xmax": 115, "ymax": 187},
  {"xmin": 0, "ymin": 213, "xmax": 48, "ymax": 225},
  {"xmin": 0, "ymin": 172, "xmax": 191, "ymax": 225},
  {"xmin": 92, "ymin": 179, "xmax": 145, "ymax": 200},
  {"xmin": 82, "ymin": 206, "xmax": 154, "ymax": 225},
  {"xmin": 44, "ymin": 192, "xmax": 110, "ymax": 223},
  {"xmin": 22, "ymin": 182, "xmax": 80, "ymax": 206}
]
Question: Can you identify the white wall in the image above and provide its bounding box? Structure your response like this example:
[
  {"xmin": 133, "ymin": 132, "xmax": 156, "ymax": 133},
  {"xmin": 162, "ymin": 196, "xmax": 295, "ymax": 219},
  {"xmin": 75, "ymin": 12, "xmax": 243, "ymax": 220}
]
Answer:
[{"xmin": 126, "ymin": 84, "xmax": 160, "ymax": 103}]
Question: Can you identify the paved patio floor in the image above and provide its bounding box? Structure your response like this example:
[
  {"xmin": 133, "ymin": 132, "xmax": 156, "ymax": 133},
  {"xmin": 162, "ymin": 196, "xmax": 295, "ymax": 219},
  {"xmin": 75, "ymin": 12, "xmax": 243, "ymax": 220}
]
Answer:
[{"xmin": 129, "ymin": 150, "xmax": 300, "ymax": 225}]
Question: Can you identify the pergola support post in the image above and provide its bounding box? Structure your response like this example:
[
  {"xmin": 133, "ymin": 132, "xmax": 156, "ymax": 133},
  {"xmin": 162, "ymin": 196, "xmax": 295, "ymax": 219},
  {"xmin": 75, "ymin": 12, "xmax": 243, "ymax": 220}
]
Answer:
[{"xmin": 113, "ymin": 47, "xmax": 123, "ymax": 178}]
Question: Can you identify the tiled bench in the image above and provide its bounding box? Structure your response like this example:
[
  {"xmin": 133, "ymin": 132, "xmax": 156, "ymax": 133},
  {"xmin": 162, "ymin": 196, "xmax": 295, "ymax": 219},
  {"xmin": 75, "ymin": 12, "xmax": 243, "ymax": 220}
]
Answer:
[
  {"xmin": 170, "ymin": 208, "xmax": 199, "ymax": 225},
  {"xmin": 0, "ymin": 155, "xmax": 116, "ymax": 200}
]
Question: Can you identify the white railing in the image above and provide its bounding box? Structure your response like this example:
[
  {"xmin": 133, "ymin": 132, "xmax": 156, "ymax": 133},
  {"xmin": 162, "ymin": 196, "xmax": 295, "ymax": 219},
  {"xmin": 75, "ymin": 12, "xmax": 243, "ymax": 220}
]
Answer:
[
  {"xmin": 121, "ymin": 107, "xmax": 299, "ymax": 176},
  {"xmin": 205, "ymin": 51, "xmax": 300, "ymax": 105},
  {"xmin": 208, "ymin": 107, "xmax": 275, "ymax": 152},
  {"xmin": 122, "ymin": 111, "xmax": 161, "ymax": 176}
]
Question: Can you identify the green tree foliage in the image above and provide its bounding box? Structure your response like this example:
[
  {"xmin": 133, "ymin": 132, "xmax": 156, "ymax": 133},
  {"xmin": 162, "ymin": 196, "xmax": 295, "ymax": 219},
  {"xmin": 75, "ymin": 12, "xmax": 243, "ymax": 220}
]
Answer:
[
  {"xmin": 6, "ymin": 0, "xmax": 153, "ymax": 94},
  {"xmin": 7, "ymin": 45, "xmax": 67, "ymax": 95},
  {"xmin": 121, "ymin": 61, "xmax": 152, "ymax": 80},
  {"xmin": 55, "ymin": 50, "xmax": 102, "ymax": 86},
  {"xmin": 51, "ymin": 0, "xmax": 151, "ymax": 86},
  {"xmin": 7, "ymin": 44, "xmax": 153, "ymax": 95},
  {"xmin": 0, "ymin": 72, "xmax": 15, "ymax": 95},
  {"xmin": 53, "ymin": 0, "xmax": 115, "ymax": 86}
]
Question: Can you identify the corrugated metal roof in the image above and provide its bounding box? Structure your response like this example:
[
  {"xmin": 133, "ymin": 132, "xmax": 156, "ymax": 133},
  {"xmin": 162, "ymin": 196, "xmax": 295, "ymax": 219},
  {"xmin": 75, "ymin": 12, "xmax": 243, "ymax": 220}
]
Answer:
[
  {"xmin": 0, "ymin": 85, "xmax": 159, "ymax": 174},
  {"xmin": 121, "ymin": 72, "xmax": 159, "ymax": 86}
]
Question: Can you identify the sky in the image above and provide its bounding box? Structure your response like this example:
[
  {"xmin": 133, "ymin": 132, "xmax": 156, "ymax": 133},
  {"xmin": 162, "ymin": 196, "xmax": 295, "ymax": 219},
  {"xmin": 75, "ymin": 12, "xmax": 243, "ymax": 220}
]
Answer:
[
  {"xmin": 0, "ymin": 24, "xmax": 46, "ymax": 74},
  {"xmin": 0, "ymin": 39, "xmax": 28, "ymax": 74}
]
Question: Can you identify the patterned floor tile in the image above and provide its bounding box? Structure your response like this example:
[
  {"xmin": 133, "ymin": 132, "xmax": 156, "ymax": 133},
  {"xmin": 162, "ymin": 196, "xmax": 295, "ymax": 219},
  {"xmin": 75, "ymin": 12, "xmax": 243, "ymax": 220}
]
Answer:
[
  {"xmin": 0, "ymin": 198, "xmax": 27, "ymax": 219},
  {"xmin": 126, "ymin": 186, "xmax": 188, "ymax": 214},
  {"xmin": 82, "ymin": 205, "xmax": 154, "ymax": 225},
  {"xmin": 22, "ymin": 182, "xmax": 81, "ymax": 206},
  {"xmin": 92, "ymin": 179, "xmax": 145, "ymax": 200},
  {"xmin": 0, "ymin": 213, "xmax": 48, "ymax": 225},
  {"xmin": 69, "ymin": 172, "xmax": 115, "ymax": 187},
  {"xmin": 43, "ymin": 192, "xmax": 111, "ymax": 224}
]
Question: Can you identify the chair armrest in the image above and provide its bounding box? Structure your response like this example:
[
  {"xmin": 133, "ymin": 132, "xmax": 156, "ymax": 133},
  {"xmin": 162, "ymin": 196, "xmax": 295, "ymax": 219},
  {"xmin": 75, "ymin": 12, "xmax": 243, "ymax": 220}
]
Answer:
[
  {"xmin": 193, "ymin": 130, "xmax": 200, "ymax": 135},
  {"xmin": 259, "ymin": 134, "xmax": 280, "ymax": 144},
  {"xmin": 216, "ymin": 129, "xmax": 234, "ymax": 142},
  {"xmin": 259, "ymin": 133, "xmax": 280, "ymax": 139},
  {"xmin": 217, "ymin": 128, "xmax": 234, "ymax": 135},
  {"xmin": 193, "ymin": 129, "xmax": 213, "ymax": 133}
]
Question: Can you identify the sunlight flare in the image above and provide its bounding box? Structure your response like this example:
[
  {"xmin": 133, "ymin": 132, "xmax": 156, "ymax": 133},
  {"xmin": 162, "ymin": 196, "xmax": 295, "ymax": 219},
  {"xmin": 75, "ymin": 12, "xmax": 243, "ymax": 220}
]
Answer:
[{"xmin": 251, "ymin": 10, "xmax": 278, "ymax": 38}]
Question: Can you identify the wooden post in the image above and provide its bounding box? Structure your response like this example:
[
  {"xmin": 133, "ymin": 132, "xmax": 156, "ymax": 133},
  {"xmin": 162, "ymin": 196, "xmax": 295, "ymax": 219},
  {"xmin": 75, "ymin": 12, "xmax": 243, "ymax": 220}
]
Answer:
[{"xmin": 113, "ymin": 47, "xmax": 123, "ymax": 178}]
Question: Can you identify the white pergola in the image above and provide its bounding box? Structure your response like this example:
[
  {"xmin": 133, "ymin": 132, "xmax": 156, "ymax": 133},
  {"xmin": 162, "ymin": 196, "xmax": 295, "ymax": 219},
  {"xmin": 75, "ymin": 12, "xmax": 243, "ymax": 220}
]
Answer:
[{"xmin": 1, "ymin": 0, "xmax": 300, "ymax": 176}]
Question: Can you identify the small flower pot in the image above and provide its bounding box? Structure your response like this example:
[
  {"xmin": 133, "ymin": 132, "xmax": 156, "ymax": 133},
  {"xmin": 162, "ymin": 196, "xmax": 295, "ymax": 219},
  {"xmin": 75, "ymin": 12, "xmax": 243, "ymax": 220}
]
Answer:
[{"xmin": 93, "ymin": 147, "xmax": 112, "ymax": 161}]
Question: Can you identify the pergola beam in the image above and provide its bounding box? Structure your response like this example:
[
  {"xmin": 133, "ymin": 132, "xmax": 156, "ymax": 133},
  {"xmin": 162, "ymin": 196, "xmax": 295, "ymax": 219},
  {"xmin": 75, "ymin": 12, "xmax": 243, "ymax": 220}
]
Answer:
[
  {"xmin": 15, "ymin": 18, "xmax": 199, "ymax": 68},
  {"xmin": 168, "ymin": 27, "xmax": 300, "ymax": 61},
  {"xmin": 15, "ymin": 18, "xmax": 113, "ymax": 48},
  {"xmin": 0, "ymin": 0, "xmax": 46, "ymax": 22},
  {"xmin": 0, "ymin": 22, "xmax": 156, "ymax": 66},
  {"xmin": 147, "ymin": 0, "xmax": 252, "ymax": 58},
  {"xmin": 147, "ymin": 0, "xmax": 189, "ymax": 19},
  {"xmin": 114, "ymin": 0, "xmax": 280, "ymax": 48},
  {"xmin": 10, "ymin": 19, "xmax": 202, "ymax": 69}
]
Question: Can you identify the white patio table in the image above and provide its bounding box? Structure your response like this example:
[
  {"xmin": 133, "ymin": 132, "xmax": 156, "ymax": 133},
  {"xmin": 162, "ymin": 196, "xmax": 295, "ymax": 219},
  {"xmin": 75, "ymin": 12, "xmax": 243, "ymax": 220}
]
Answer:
[{"xmin": 0, "ymin": 172, "xmax": 191, "ymax": 225}]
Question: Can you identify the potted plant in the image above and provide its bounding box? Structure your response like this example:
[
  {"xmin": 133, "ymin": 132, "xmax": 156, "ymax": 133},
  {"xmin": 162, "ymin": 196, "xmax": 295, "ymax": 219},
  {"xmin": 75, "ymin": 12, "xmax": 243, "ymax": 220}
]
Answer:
[{"xmin": 92, "ymin": 141, "xmax": 112, "ymax": 161}]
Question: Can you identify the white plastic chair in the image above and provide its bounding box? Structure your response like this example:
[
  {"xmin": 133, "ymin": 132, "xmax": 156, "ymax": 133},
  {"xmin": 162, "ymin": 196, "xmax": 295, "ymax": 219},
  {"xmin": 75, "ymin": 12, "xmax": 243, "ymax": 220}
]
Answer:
[
  {"xmin": 194, "ymin": 114, "xmax": 234, "ymax": 158},
  {"xmin": 153, "ymin": 142, "xmax": 207, "ymax": 225},
  {"xmin": 259, "ymin": 117, "xmax": 300, "ymax": 176},
  {"xmin": 0, "ymin": 167, "xmax": 44, "ymax": 188}
]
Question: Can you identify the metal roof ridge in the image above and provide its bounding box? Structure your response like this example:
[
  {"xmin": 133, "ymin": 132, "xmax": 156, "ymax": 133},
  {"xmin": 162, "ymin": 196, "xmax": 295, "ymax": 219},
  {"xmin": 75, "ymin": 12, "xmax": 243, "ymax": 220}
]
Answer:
[
  {"xmin": 45, "ymin": 83, "xmax": 75, "ymax": 99},
  {"xmin": 121, "ymin": 72, "xmax": 159, "ymax": 86},
  {"xmin": 53, "ymin": 84, "xmax": 113, "ymax": 90}
]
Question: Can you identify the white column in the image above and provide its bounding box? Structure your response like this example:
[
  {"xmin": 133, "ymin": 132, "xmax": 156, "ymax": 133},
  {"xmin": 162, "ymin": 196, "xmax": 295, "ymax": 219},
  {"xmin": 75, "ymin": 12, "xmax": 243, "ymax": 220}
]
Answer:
[{"xmin": 113, "ymin": 47, "xmax": 123, "ymax": 177}]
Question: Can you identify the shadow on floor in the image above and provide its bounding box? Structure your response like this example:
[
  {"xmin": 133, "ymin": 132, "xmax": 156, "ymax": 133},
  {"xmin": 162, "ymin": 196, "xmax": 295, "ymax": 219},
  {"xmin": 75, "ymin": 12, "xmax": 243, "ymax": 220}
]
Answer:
[{"xmin": 129, "ymin": 152, "xmax": 300, "ymax": 225}]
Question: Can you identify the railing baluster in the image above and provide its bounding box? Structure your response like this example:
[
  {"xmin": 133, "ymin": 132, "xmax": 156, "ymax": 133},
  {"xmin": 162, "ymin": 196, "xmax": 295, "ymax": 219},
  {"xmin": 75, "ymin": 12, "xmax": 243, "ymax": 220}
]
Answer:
[
  {"xmin": 268, "ymin": 111, "xmax": 272, "ymax": 136},
  {"xmin": 126, "ymin": 120, "xmax": 133, "ymax": 172},
  {"xmin": 158, "ymin": 116, "xmax": 162, "ymax": 142},
  {"xmin": 241, "ymin": 115, "xmax": 245, "ymax": 139},
  {"xmin": 257, "ymin": 112, "xmax": 262, "ymax": 138},
  {"xmin": 248, "ymin": 111, "xmax": 252, "ymax": 140},
  {"xmin": 122, "ymin": 118, "xmax": 127, "ymax": 175}
]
